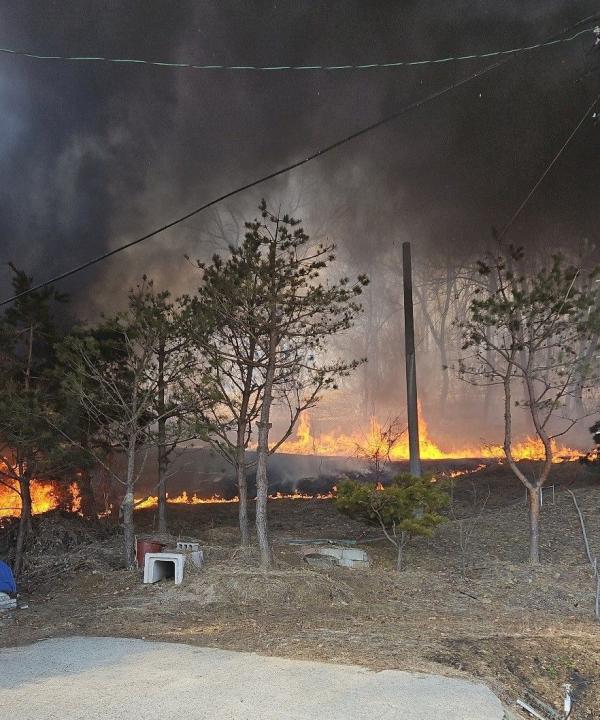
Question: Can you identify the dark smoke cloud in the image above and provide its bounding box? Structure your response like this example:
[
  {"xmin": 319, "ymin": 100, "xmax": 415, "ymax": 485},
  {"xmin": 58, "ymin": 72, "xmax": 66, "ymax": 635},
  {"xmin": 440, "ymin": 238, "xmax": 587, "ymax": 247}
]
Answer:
[{"xmin": 1, "ymin": 0, "xmax": 599, "ymax": 315}]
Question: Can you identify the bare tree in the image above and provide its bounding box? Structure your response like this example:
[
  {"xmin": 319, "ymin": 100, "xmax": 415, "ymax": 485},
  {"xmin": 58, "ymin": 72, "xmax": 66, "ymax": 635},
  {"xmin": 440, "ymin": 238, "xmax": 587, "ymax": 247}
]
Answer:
[
  {"xmin": 354, "ymin": 416, "xmax": 405, "ymax": 481},
  {"xmin": 458, "ymin": 247, "xmax": 600, "ymax": 564},
  {"xmin": 449, "ymin": 480, "xmax": 491, "ymax": 577},
  {"xmin": 567, "ymin": 490, "xmax": 599, "ymax": 620},
  {"xmin": 414, "ymin": 258, "xmax": 459, "ymax": 414},
  {"xmin": 60, "ymin": 283, "xmax": 165, "ymax": 568},
  {"xmin": 137, "ymin": 284, "xmax": 210, "ymax": 534}
]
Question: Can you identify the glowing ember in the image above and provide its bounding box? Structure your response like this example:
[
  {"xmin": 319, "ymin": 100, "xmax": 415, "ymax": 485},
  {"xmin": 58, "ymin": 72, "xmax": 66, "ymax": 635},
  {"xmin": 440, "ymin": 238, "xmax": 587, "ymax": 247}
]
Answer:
[{"xmin": 279, "ymin": 412, "xmax": 581, "ymax": 463}]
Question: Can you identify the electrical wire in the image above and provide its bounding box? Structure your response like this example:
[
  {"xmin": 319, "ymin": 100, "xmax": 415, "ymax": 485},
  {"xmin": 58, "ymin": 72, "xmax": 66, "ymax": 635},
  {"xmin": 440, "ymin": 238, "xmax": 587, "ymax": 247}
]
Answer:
[
  {"xmin": 497, "ymin": 87, "xmax": 600, "ymax": 241},
  {"xmin": 0, "ymin": 17, "xmax": 596, "ymax": 307},
  {"xmin": 0, "ymin": 58, "xmax": 511, "ymax": 307},
  {"xmin": 0, "ymin": 28, "xmax": 592, "ymax": 73}
]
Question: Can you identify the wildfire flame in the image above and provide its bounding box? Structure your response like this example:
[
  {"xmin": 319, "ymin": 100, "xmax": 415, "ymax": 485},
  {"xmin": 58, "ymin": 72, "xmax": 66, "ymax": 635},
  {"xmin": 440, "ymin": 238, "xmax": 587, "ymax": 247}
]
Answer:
[
  {"xmin": 134, "ymin": 489, "xmax": 335, "ymax": 510},
  {"xmin": 0, "ymin": 406, "xmax": 581, "ymax": 518},
  {"xmin": 0, "ymin": 474, "xmax": 81, "ymax": 519},
  {"xmin": 278, "ymin": 412, "xmax": 581, "ymax": 463}
]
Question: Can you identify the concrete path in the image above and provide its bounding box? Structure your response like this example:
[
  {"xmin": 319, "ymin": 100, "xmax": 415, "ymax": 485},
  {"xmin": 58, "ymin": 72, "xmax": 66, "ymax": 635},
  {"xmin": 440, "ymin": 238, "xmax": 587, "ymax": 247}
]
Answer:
[{"xmin": 0, "ymin": 637, "xmax": 505, "ymax": 719}]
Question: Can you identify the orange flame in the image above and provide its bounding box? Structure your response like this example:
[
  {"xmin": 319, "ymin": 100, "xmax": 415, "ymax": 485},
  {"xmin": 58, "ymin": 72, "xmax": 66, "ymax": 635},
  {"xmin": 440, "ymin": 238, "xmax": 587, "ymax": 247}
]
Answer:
[
  {"xmin": 278, "ymin": 412, "xmax": 581, "ymax": 463},
  {"xmin": 1, "ymin": 405, "xmax": 581, "ymax": 520},
  {"xmin": 134, "ymin": 489, "xmax": 335, "ymax": 509},
  {"xmin": 0, "ymin": 475, "xmax": 81, "ymax": 518}
]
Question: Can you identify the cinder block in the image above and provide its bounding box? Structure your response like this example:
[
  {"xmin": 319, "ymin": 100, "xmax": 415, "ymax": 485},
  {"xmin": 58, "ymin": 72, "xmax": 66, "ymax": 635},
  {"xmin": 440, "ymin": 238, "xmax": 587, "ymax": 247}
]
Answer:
[
  {"xmin": 176, "ymin": 541, "xmax": 200, "ymax": 552},
  {"xmin": 143, "ymin": 553, "xmax": 186, "ymax": 585},
  {"xmin": 175, "ymin": 542, "xmax": 203, "ymax": 568},
  {"xmin": 338, "ymin": 547, "xmax": 369, "ymax": 568}
]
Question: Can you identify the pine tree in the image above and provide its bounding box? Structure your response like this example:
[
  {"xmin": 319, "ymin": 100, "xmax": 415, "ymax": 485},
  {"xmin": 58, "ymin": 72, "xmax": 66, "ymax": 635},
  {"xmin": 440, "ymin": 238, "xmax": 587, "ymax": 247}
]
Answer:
[
  {"xmin": 335, "ymin": 474, "xmax": 448, "ymax": 571},
  {"xmin": 0, "ymin": 265, "xmax": 77, "ymax": 575},
  {"xmin": 458, "ymin": 248, "xmax": 600, "ymax": 563},
  {"xmin": 195, "ymin": 200, "xmax": 368, "ymax": 565}
]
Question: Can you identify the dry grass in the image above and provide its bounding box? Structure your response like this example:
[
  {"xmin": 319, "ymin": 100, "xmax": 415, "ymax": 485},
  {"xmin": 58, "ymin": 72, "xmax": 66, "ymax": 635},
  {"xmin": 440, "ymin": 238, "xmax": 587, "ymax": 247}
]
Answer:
[{"xmin": 1, "ymin": 462, "xmax": 599, "ymax": 717}]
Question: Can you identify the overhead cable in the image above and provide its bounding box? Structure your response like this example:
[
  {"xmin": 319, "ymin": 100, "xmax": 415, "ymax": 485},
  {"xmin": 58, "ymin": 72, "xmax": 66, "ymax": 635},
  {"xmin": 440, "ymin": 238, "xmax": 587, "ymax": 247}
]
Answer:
[
  {"xmin": 0, "ymin": 28, "xmax": 593, "ymax": 73},
  {"xmin": 0, "ymin": 59, "xmax": 512, "ymax": 307},
  {"xmin": 0, "ymin": 18, "xmax": 595, "ymax": 306},
  {"xmin": 497, "ymin": 87, "xmax": 600, "ymax": 241}
]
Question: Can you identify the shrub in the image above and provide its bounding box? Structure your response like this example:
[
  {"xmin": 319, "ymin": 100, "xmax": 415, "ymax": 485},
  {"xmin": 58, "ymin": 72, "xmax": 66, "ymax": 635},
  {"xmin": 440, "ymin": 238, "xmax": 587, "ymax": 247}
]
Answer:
[{"xmin": 335, "ymin": 473, "xmax": 448, "ymax": 570}]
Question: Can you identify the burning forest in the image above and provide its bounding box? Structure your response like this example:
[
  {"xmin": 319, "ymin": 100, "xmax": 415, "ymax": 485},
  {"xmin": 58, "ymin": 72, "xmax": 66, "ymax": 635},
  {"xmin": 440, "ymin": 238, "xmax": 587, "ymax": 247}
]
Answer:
[
  {"xmin": 1, "ymin": 230, "xmax": 598, "ymax": 575},
  {"xmin": 4, "ymin": 215, "xmax": 600, "ymax": 715},
  {"xmin": 3, "ymin": 4, "xmax": 600, "ymax": 717},
  {"xmin": 278, "ymin": 411, "xmax": 583, "ymax": 463},
  {"xmin": 0, "ymin": 406, "xmax": 582, "ymax": 521}
]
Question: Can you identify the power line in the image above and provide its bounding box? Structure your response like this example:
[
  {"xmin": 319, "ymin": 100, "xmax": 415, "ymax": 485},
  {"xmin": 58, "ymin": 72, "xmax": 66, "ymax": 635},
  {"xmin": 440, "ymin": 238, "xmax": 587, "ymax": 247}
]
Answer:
[
  {"xmin": 0, "ymin": 17, "xmax": 595, "ymax": 307},
  {"xmin": 498, "ymin": 87, "xmax": 600, "ymax": 241},
  {"xmin": 0, "ymin": 28, "xmax": 593, "ymax": 73},
  {"xmin": 0, "ymin": 58, "xmax": 511, "ymax": 308}
]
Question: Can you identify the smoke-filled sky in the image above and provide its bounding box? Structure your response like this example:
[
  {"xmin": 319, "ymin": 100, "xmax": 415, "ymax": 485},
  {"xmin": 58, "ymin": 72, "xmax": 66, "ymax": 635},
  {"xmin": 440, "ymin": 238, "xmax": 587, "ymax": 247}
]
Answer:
[{"xmin": 1, "ymin": 0, "xmax": 600, "ymax": 318}]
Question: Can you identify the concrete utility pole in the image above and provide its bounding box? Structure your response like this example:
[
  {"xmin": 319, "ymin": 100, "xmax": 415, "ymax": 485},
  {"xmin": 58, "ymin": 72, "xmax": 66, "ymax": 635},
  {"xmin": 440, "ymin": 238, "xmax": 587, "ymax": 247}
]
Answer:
[{"xmin": 402, "ymin": 241, "xmax": 422, "ymax": 477}]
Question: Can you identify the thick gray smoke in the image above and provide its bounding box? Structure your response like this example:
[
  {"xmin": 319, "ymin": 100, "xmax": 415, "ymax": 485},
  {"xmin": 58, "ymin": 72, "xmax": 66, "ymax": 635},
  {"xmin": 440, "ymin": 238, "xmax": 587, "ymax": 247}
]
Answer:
[{"xmin": 1, "ymin": 1, "xmax": 599, "ymax": 446}]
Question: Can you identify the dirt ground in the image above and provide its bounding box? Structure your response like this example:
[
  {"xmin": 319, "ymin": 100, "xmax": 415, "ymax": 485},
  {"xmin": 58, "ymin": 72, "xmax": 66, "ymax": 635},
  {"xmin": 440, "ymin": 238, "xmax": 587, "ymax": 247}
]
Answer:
[{"xmin": 2, "ymin": 462, "xmax": 599, "ymax": 718}]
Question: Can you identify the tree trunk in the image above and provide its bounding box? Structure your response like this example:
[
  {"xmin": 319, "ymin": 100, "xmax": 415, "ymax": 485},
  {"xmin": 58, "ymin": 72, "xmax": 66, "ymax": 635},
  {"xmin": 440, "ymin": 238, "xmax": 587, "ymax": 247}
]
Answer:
[
  {"xmin": 236, "ymin": 449, "xmax": 249, "ymax": 546},
  {"xmin": 395, "ymin": 532, "xmax": 407, "ymax": 572},
  {"xmin": 121, "ymin": 431, "xmax": 137, "ymax": 569},
  {"xmin": 437, "ymin": 265, "xmax": 454, "ymax": 416},
  {"xmin": 362, "ymin": 281, "xmax": 374, "ymax": 416},
  {"xmin": 255, "ymin": 367, "xmax": 274, "ymax": 567},
  {"xmin": 571, "ymin": 334, "xmax": 597, "ymax": 417},
  {"xmin": 235, "ymin": 345, "xmax": 255, "ymax": 546},
  {"xmin": 77, "ymin": 469, "xmax": 97, "ymax": 519},
  {"xmin": 439, "ymin": 343, "xmax": 449, "ymax": 414},
  {"xmin": 13, "ymin": 473, "xmax": 32, "ymax": 577},
  {"xmin": 122, "ymin": 490, "xmax": 135, "ymax": 570},
  {"xmin": 528, "ymin": 485, "xmax": 541, "ymax": 565},
  {"xmin": 483, "ymin": 272, "xmax": 497, "ymax": 422},
  {"xmin": 255, "ymin": 236, "xmax": 278, "ymax": 569},
  {"xmin": 14, "ymin": 322, "xmax": 36, "ymax": 576},
  {"xmin": 522, "ymin": 369, "xmax": 553, "ymax": 566},
  {"xmin": 157, "ymin": 430, "xmax": 168, "ymax": 534},
  {"xmin": 502, "ymin": 350, "xmax": 543, "ymax": 564}
]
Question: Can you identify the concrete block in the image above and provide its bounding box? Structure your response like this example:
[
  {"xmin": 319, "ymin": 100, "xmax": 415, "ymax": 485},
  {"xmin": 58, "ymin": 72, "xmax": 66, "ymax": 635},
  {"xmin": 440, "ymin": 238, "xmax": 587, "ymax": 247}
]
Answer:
[
  {"xmin": 143, "ymin": 553, "xmax": 185, "ymax": 585},
  {"xmin": 174, "ymin": 542, "xmax": 203, "ymax": 569},
  {"xmin": 176, "ymin": 541, "xmax": 200, "ymax": 552},
  {"xmin": 338, "ymin": 547, "xmax": 369, "ymax": 562},
  {"xmin": 0, "ymin": 592, "xmax": 16, "ymax": 611},
  {"xmin": 301, "ymin": 545, "xmax": 369, "ymax": 569},
  {"xmin": 303, "ymin": 553, "xmax": 338, "ymax": 570}
]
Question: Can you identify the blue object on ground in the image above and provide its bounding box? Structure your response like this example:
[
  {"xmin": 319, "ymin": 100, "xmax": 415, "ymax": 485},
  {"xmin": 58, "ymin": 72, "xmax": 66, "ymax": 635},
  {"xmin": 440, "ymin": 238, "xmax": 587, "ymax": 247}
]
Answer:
[{"xmin": 0, "ymin": 559, "xmax": 16, "ymax": 594}]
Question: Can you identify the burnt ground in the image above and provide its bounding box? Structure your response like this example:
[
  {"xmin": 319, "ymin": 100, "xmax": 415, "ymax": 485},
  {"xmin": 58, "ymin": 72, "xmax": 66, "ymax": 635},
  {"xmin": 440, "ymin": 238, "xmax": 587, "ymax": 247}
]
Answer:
[{"xmin": 1, "ymin": 462, "xmax": 600, "ymax": 718}]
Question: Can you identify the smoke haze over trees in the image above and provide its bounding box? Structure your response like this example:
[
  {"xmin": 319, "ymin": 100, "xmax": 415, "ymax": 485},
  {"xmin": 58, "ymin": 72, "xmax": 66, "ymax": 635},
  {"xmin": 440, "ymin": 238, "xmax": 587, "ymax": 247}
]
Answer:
[{"xmin": 1, "ymin": 1, "xmax": 600, "ymax": 444}]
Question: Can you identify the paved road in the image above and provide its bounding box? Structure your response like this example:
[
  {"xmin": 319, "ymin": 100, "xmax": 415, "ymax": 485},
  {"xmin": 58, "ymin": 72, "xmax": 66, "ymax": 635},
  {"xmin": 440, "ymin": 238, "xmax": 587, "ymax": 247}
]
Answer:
[{"xmin": 0, "ymin": 637, "xmax": 505, "ymax": 719}]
